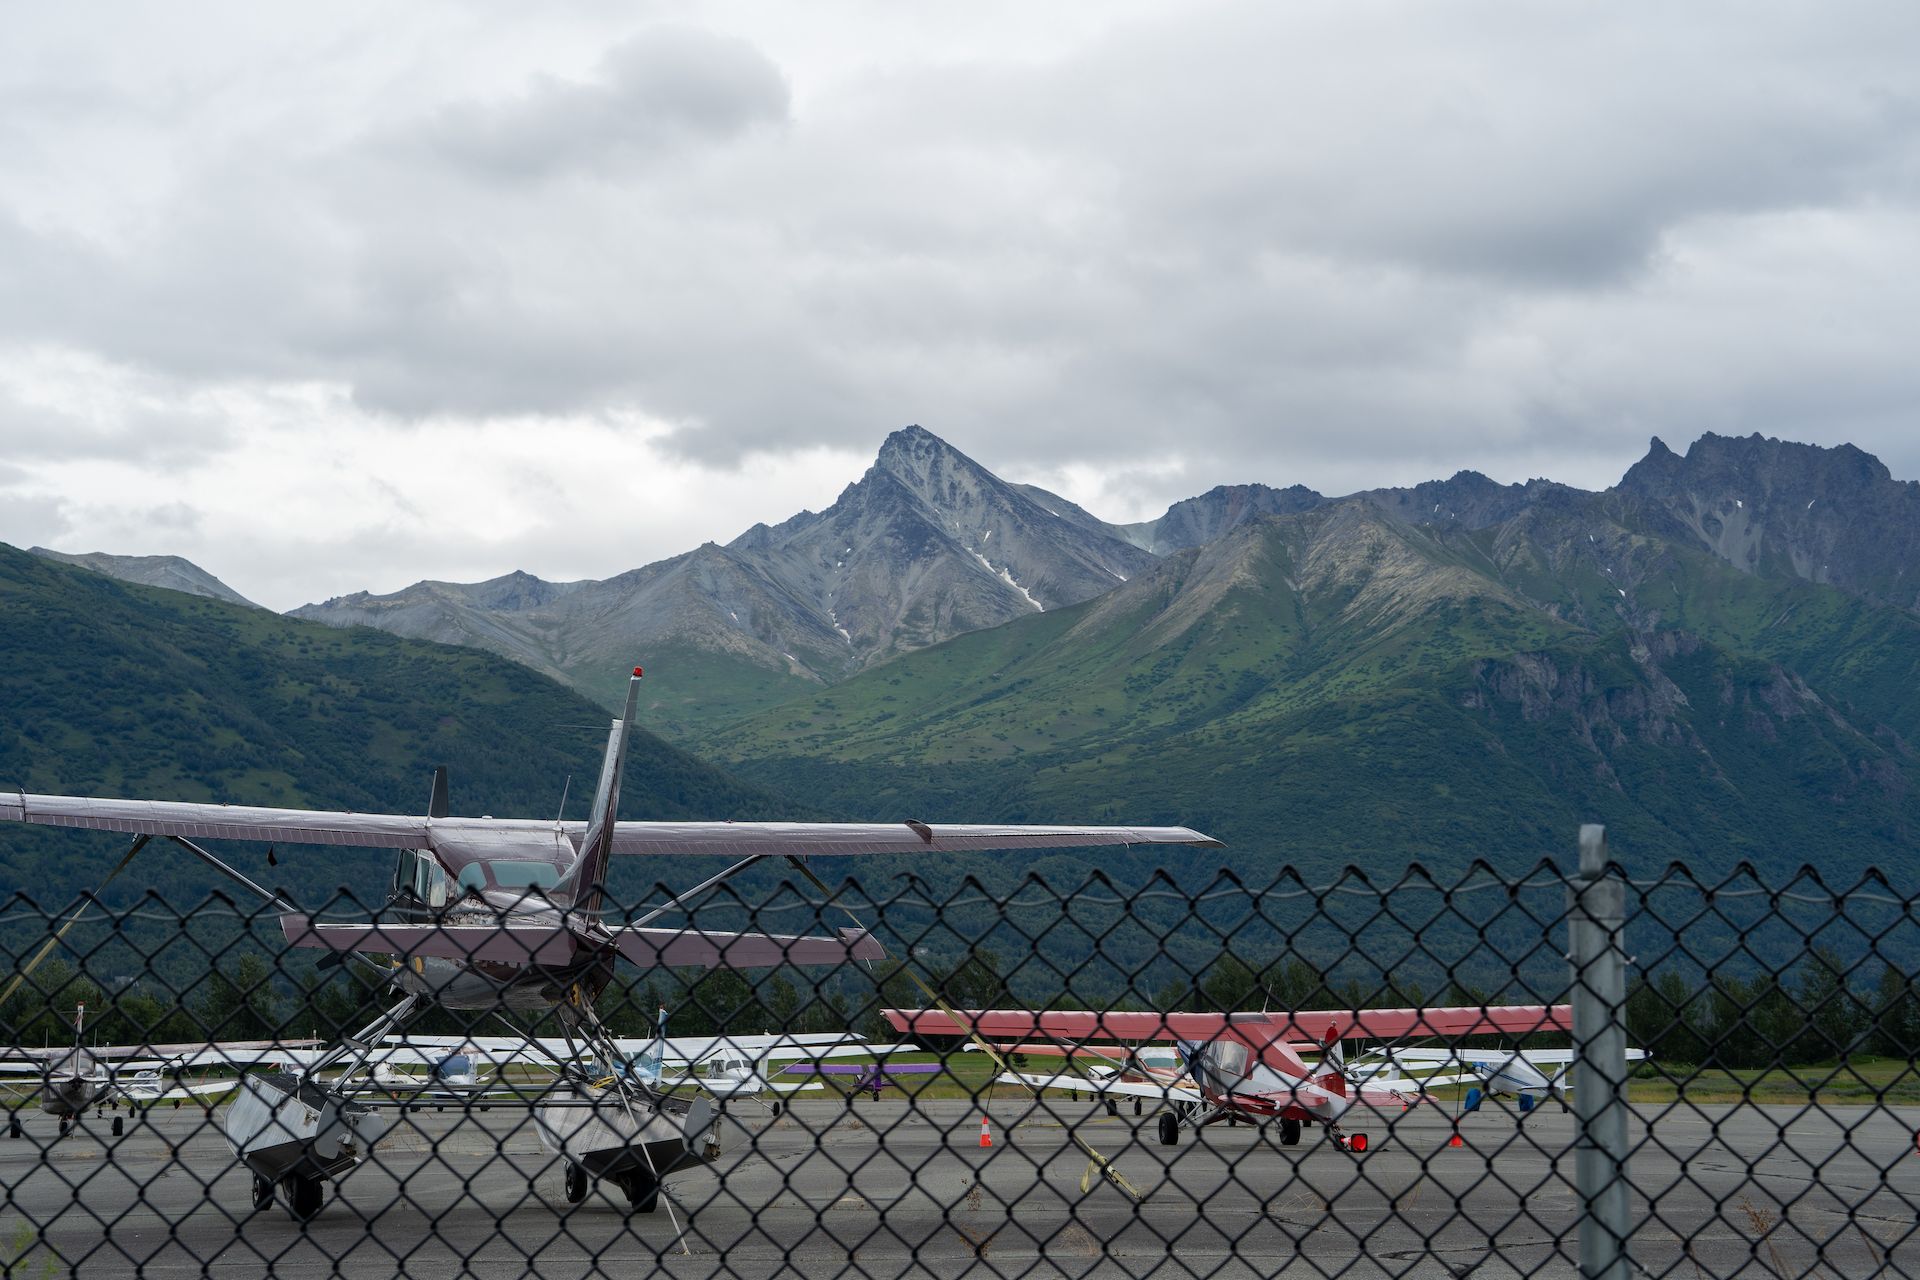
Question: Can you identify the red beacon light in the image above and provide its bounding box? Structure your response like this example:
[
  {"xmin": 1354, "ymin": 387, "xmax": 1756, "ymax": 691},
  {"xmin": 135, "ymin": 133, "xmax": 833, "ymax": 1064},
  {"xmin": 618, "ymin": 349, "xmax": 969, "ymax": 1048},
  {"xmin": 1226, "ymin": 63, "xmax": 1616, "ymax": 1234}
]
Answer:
[{"xmin": 632, "ymin": 666, "xmax": 644, "ymax": 677}]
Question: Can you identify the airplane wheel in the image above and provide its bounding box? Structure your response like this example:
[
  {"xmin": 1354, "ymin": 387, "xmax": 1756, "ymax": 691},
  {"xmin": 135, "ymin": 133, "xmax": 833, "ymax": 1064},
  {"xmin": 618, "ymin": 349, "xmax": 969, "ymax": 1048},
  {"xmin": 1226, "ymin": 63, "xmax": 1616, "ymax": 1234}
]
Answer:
[
  {"xmin": 1280, "ymin": 1119, "xmax": 1301, "ymax": 1147},
  {"xmin": 771, "ymin": 1100, "xmax": 782, "ymax": 1117},
  {"xmin": 1228, "ymin": 1114, "xmax": 1239, "ymax": 1127},
  {"xmin": 284, "ymin": 1174, "xmax": 323, "ymax": 1222},
  {"xmin": 58, "ymin": 1118, "xmax": 72, "ymax": 1139},
  {"xmin": 112, "ymin": 1116, "xmax": 124, "ymax": 1137},
  {"xmin": 1157, "ymin": 1113, "xmax": 1179, "ymax": 1147},
  {"xmin": 1105, "ymin": 1099, "xmax": 1118, "ymax": 1117},
  {"xmin": 8, "ymin": 1116, "xmax": 22, "ymax": 1139},
  {"xmin": 251, "ymin": 1175, "xmax": 274, "ymax": 1212},
  {"xmin": 1132, "ymin": 1099, "xmax": 1141, "ymax": 1117},
  {"xmin": 564, "ymin": 1162, "xmax": 588, "ymax": 1205},
  {"xmin": 623, "ymin": 1174, "xmax": 659, "ymax": 1214},
  {"xmin": 845, "ymin": 1093, "xmax": 855, "ymax": 1109}
]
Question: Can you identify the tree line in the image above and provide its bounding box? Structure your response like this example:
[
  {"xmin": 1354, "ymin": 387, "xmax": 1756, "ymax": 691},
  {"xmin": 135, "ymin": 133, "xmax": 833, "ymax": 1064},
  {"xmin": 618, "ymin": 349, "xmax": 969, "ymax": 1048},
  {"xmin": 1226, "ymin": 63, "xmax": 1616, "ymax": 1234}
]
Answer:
[{"xmin": 5, "ymin": 944, "xmax": 1916, "ymax": 1074}]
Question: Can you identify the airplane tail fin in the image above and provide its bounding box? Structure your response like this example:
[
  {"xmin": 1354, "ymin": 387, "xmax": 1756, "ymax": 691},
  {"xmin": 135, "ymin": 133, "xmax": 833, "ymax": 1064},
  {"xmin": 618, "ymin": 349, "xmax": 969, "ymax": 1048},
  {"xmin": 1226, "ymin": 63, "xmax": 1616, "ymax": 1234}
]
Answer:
[
  {"xmin": 428, "ymin": 767, "xmax": 450, "ymax": 820},
  {"xmin": 556, "ymin": 668, "xmax": 643, "ymax": 916}
]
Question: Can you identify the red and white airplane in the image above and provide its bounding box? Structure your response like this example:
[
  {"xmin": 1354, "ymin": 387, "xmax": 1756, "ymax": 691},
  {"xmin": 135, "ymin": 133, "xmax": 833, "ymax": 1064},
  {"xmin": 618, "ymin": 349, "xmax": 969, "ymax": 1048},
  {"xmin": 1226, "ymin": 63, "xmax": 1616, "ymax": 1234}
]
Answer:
[{"xmin": 888, "ymin": 1005, "xmax": 1572, "ymax": 1150}]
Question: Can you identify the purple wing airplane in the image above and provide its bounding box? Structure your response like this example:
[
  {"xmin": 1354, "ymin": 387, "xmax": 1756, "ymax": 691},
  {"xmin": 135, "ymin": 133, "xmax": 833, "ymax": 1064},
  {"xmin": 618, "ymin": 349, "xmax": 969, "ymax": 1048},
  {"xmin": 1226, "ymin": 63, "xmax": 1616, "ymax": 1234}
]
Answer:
[{"xmin": 783, "ymin": 1060, "xmax": 943, "ymax": 1102}]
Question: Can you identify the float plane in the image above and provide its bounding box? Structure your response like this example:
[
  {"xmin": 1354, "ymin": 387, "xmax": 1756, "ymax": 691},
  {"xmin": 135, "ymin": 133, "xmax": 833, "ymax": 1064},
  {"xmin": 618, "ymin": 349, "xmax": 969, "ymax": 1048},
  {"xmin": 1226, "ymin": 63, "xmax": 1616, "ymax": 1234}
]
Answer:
[{"xmin": 2, "ymin": 666, "xmax": 1219, "ymax": 1219}]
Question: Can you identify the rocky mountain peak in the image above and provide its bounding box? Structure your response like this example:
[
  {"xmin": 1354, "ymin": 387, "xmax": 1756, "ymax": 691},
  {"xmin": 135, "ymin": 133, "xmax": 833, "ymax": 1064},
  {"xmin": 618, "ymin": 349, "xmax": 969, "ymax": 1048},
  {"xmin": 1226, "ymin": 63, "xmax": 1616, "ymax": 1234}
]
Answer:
[
  {"xmin": 28, "ymin": 547, "xmax": 261, "ymax": 609},
  {"xmin": 1128, "ymin": 482, "xmax": 1326, "ymax": 554},
  {"xmin": 1616, "ymin": 432, "xmax": 1920, "ymax": 608}
]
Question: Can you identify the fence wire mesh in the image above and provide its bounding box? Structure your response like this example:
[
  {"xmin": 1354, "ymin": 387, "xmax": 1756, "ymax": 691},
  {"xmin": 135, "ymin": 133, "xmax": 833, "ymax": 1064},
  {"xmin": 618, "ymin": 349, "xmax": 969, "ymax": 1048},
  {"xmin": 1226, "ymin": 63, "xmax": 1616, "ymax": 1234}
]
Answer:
[{"xmin": 2, "ymin": 840, "xmax": 1917, "ymax": 1278}]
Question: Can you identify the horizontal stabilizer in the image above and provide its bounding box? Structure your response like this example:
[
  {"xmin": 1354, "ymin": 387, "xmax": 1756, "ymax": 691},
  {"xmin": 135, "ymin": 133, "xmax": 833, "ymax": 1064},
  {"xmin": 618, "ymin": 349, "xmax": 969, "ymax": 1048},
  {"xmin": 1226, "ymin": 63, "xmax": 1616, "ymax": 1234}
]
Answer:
[
  {"xmin": 281, "ymin": 917, "xmax": 578, "ymax": 966},
  {"xmin": 612, "ymin": 926, "xmax": 885, "ymax": 969}
]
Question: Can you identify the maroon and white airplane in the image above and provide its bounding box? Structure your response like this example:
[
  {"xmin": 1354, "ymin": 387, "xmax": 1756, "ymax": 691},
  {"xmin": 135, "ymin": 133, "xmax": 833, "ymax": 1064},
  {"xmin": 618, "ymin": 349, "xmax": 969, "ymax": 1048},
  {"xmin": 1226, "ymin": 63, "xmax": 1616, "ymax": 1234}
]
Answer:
[
  {"xmin": 889, "ymin": 1004, "xmax": 1571, "ymax": 1150},
  {"xmin": 3, "ymin": 666, "xmax": 1220, "ymax": 1220}
]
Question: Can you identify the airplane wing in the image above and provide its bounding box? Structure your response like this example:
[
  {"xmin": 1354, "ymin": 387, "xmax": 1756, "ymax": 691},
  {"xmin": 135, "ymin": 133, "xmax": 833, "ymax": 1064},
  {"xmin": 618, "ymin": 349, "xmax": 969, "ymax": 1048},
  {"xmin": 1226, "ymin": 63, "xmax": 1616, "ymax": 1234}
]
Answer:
[
  {"xmin": 887, "ymin": 1005, "xmax": 1572, "ymax": 1042},
  {"xmin": 995, "ymin": 1071, "xmax": 1204, "ymax": 1106},
  {"xmin": 605, "ymin": 822, "xmax": 1222, "ymax": 857},
  {"xmin": 784, "ymin": 1063, "xmax": 942, "ymax": 1076},
  {"xmin": 116, "ymin": 1078, "xmax": 239, "ymax": 1104},
  {"xmin": 4, "ymin": 794, "xmax": 1220, "ymax": 858},
  {"xmin": 0, "ymin": 1039, "xmax": 322, "ymax": 1066},
  {"xmin": 600, "ymin": 1032, "xmax": 899, "ymax": 1062},
  {"xmin": 1373, "ymin": 1047, "xmax": 1648, "ymax": 1068}
]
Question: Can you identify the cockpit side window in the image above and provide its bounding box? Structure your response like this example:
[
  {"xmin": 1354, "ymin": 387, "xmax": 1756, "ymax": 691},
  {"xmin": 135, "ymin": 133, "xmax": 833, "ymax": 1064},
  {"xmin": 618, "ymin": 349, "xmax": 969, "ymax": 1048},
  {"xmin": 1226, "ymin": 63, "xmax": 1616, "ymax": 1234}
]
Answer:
[
  {"xmin": 415, "ymin": 853, "xmax": 450, "ymax": 907},
  {"xmin": 1209, "ymin": 1041, "xmax": 1251, "ymax": 1081}
]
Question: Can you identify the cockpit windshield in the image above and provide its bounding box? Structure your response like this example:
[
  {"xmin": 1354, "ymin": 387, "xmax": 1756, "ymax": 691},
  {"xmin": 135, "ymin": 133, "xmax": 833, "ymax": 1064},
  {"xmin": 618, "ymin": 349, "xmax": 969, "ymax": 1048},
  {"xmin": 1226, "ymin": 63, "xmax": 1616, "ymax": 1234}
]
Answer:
[{"xmin": 455, "ymin": 861, "xmax": 562, "ymax": 892}]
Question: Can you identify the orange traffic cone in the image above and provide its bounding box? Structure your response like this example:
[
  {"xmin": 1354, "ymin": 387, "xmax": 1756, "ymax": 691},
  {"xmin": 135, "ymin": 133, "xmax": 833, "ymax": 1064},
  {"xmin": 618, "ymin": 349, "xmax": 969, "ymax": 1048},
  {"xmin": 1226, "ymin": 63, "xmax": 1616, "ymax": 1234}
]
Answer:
[{"xmin": 979, "ymin": 1117, "xmax": 993, "ymax": 1148}]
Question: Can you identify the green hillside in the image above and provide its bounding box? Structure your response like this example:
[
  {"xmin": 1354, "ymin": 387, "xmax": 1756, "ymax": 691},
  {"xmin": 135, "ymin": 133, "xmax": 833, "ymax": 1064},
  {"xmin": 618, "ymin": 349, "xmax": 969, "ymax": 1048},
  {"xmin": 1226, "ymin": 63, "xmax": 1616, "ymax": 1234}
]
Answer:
[
  {"xmin": 0, "ymin": 543, "xmax": 784, "ymax": 910},
  {"xmin": 708, "ymin": 501, "xmax": 1920, "ymax": 886}
]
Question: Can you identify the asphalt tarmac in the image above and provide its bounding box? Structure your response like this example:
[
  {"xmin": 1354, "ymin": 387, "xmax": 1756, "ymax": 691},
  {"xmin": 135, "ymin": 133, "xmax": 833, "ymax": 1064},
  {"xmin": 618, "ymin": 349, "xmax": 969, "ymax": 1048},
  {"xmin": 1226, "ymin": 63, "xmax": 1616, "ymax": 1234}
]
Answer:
[{"xmin": 4, "ymin": 1094, "xmax": 1917, "ymax": 1277}]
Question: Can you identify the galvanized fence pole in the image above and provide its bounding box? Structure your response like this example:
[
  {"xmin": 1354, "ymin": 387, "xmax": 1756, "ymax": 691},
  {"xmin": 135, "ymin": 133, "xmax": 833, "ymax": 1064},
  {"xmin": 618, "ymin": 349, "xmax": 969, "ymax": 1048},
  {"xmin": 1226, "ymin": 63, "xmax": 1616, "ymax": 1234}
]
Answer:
[{"xmin": 1569, "ymin": 823, "xmax": 1631, "ymax": 1280}]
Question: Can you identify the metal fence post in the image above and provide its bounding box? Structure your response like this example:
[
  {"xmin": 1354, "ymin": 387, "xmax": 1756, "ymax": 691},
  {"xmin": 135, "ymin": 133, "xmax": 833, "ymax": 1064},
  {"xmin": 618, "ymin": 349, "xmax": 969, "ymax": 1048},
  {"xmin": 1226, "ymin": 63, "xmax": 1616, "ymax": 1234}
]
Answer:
[{"xmin": 1569, "ymin": 823, "xmax": 1631, "ymax": 1279}]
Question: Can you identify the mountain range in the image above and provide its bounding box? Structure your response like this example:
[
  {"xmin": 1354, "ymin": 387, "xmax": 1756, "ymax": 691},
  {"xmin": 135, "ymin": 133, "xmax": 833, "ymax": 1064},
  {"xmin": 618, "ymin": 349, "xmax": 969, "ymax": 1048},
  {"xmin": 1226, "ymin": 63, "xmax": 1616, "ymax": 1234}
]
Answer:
[{"xmin": 29, "ymin": 427, "xmax": 1920, "ymax": 886}]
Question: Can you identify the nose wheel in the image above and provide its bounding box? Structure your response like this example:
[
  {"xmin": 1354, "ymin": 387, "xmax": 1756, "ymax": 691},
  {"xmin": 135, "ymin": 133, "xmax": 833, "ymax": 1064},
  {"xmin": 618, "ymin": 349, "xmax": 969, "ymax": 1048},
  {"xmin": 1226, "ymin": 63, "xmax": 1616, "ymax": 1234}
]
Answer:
[
  {"xmin": 563, "ymin": 1161, "xmax": 589, "ymax": 1204},
  {"xmin": 1156, "ymin": 1112, "xmax": 1180, "ymax": 1146}
]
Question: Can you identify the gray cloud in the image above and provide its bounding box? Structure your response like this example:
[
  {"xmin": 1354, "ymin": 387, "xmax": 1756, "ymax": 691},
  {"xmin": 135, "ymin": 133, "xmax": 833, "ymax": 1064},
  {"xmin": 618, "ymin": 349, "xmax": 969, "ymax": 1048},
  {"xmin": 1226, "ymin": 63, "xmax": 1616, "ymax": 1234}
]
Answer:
[
  {"xmin": 409, "ymin": 26, "xmax": 790, "ymax": 180},
  {"xmin": 1, "ymin": 0, "xmax": 1917, "ymax": 589}
]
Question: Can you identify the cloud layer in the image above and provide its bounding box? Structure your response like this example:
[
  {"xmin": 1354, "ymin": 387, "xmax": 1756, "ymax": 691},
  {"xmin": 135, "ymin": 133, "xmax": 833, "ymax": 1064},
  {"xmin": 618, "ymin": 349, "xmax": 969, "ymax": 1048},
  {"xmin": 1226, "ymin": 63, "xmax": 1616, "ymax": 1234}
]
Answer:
[{"xmin": 1, "ymin": 1, "xmax": 1915, "ymax": 607}]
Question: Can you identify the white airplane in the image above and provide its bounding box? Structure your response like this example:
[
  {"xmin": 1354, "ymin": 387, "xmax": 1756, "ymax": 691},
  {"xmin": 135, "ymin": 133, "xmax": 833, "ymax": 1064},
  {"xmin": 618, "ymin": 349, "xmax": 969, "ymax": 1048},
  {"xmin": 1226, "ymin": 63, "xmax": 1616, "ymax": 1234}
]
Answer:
[
  {"xmin": 391, "ymin": 1025, "xmax": 915, "ymax": 1110},
  {"xmin": 1350, "ymin": 1045, "xmax": 1649, "ymax": 1113},
  {"xmin": 0, "ymin": 1004, "xmax": 322, "ymax": 1136},
  {"xmin": 0, "ymin": 665, "xmax": 1224, "ymax": 1219}
]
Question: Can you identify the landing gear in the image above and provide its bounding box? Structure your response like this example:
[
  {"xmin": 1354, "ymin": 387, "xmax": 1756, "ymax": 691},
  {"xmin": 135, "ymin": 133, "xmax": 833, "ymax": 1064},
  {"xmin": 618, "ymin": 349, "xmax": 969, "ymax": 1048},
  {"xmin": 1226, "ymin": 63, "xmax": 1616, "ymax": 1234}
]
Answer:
[
  {"xmin": 251, "ymin": 1175, "xmax": 274, "ymax": 1212},
  {"xmin": 564, "ymin": 1162, "xmax": 588, "ymax": 1205},
  {"xmin": 1279, "ymin": 1118, "xmax": 1301, "ymax": 1147},
  {"xmin": 771, "ymin": 1100, "xmax": 783, "ymax": 1117},
  {"xmin": 57, "ymin": 1117, "xmax": 72, "ymax": 1139},
  {"xmin": 1156, "ymin": 1112, "xmax": 1179, "ymax": 1146},
  {"xmin": 1105, "ymin": 1099, "xmax": 1119, "ymax": 1117},
  {"xmin": 283, "ymin": 1173, "xmax": 324, "ymax": 1222},
  {"xmin": 620, "ymin": 1173, "xmax": 659, "ymax": 1214}
]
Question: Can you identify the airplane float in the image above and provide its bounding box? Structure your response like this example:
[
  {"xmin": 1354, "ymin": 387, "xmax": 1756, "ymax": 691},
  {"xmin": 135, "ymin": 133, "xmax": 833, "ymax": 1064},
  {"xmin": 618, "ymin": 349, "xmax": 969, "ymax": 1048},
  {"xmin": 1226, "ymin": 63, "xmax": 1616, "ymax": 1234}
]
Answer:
[{"xmin": 1, "ymin": 666, "xmax": 1220, "ymax": 1220}]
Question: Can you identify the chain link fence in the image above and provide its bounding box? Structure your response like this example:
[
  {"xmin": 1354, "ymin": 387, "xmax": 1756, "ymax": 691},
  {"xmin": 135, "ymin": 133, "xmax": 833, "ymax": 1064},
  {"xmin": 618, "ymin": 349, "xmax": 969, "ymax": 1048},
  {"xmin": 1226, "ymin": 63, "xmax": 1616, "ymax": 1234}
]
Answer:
[{"xmin": 3, "ymin": 827, "xmax": 1917, "ymax": 1278}]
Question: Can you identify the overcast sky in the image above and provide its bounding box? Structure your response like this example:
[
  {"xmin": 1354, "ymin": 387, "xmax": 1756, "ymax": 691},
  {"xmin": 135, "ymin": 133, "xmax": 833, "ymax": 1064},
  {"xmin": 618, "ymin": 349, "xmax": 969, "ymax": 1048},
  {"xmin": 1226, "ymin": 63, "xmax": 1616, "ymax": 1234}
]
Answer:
[{"xmin": 2, "ymin": 2, "xmax": 1915, "ymax": 610}]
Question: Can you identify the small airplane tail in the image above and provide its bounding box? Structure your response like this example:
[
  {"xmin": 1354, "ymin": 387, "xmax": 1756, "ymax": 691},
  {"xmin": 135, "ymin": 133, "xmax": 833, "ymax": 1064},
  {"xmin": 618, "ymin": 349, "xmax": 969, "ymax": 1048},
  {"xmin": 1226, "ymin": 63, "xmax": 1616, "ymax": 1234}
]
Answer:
[
  {"xmin": 556, "ymin": 668, "xmax": 643, "ymax": 917},
  {"xmin": 1312, "ymin": 1023, "xmax": 1347, "ymax": 1099}
]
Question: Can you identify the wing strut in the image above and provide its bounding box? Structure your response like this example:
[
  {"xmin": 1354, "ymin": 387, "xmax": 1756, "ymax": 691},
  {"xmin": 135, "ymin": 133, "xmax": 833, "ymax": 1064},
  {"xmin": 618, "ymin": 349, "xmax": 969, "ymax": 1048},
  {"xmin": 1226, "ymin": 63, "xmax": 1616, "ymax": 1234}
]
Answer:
[
  {"xmin": 165, "ymin": 835, "xmax": 300, "ymax": 914},
  {"xmin": 0, "ymin": 835, "xmax": 150, "ymax": 1008}
]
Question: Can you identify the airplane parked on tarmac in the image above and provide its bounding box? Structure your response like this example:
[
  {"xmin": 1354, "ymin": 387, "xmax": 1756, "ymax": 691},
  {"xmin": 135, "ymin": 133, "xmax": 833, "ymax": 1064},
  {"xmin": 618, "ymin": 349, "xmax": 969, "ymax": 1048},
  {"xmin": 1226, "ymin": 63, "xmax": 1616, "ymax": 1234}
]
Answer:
[
  {"xmin": 1348, "ymin": 1044, "xmax": 1648, "ymax": 1114},
  {"xmin": 2, "ymin": 666, "xmax": 1220, "ymax": 1220},
  {"xmin": 0, "ymin": 1004, "xmax": 320, "ymax": 1136},
  {"xmin": 889, "ymin": 1006, "xmax": 1573, "ymax": 1151},
  {"xmin": 782, "ymin": 1059, "xmax": 942, "ymax": 1103}
]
